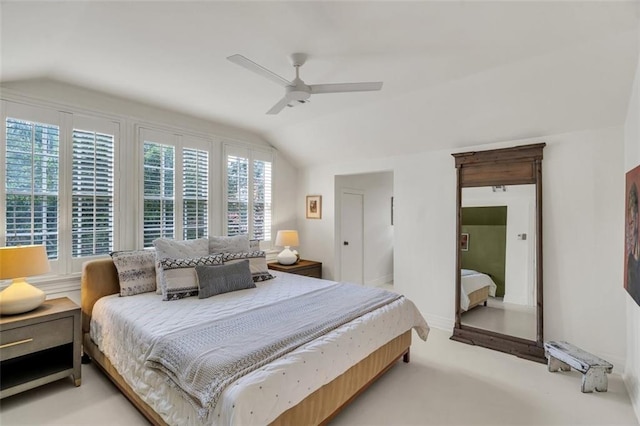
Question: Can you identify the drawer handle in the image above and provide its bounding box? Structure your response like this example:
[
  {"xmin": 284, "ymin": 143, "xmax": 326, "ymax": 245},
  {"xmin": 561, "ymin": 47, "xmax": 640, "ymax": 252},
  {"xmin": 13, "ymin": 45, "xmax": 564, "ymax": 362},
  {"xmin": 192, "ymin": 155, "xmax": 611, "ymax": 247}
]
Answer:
[{"xmin": 0, "ymin": 338, "xmax": 34, "ymax": 349}]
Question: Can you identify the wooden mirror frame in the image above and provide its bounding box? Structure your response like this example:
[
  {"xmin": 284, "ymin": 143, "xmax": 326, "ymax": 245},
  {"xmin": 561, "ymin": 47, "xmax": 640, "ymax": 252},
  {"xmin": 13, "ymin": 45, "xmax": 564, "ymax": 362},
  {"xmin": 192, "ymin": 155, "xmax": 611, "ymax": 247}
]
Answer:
[{"xmin": 451, "ymin": 143, "xmax": 546, "ymax": 363}]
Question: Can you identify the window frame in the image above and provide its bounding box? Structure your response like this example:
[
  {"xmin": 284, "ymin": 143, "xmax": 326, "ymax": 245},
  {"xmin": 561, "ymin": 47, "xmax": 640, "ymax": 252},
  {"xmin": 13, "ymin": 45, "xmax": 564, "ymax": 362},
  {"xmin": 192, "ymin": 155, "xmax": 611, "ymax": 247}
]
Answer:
[
  {"xmin": 138, "ymin": 128, "xmax": 214, "ymax": 247},
  {"xmin": 223, "ymin": 143, "xmax": 274, "ymax": 246},
  {"xmin": 1, "ymin": 102, "xmax": 121, "ymax": 276}
]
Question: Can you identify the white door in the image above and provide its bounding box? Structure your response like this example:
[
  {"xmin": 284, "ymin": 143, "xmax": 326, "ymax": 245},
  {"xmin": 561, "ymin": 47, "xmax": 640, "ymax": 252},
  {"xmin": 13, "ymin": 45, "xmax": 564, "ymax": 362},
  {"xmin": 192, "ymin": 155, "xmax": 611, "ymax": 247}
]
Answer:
[{"xmin": 341, "ymin": 190, "xmax": 364, "ymax": 284}]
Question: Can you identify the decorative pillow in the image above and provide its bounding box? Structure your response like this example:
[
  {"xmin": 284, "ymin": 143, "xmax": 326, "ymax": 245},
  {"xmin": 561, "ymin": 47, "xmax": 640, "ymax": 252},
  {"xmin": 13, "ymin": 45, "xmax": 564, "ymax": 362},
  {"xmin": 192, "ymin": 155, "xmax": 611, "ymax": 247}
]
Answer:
[
  {"xmin": 158, "ymin": 254, "xmax": 224, "ymax": 301},
  {"xmin": 249, "ymin": 239, "xmax": 260, "ymax": 251},
  {"xmin": 209, "ymin": 234, "xmax": 250, "ymax": 254},
  {"xmin": 110, "ymin": 250, "xmax": 157, "ymax": 296},
  {"xmin": 153, "ymin": 237, "xmax": 209, "ymax": 294},
  {"xmin": 195, "ymin": 260, "xmax": 256, "ymax": 299},
  {"xmin": 222, "ymin": 251, "xmax": 275, "ymax": 282}
]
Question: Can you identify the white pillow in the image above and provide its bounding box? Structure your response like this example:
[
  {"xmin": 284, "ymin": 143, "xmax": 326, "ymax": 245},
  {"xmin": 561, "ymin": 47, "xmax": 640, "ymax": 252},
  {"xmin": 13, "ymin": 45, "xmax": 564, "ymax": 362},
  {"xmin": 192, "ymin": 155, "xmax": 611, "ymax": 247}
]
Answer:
[
  {"xmin": 209, "ymin": 234, "xmax": 250, "ymax": 254},
  {"xmin": 153, "ymin": 237, "xmax": 209, "ymax": 294}
]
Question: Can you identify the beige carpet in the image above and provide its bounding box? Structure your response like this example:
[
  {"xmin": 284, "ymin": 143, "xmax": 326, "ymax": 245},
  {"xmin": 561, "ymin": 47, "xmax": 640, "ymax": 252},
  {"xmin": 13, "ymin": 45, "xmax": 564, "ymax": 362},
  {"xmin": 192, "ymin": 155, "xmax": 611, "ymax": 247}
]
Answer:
[{"xmin": 0, "ymin": 328, "xmax": 637, "ymax": 425}]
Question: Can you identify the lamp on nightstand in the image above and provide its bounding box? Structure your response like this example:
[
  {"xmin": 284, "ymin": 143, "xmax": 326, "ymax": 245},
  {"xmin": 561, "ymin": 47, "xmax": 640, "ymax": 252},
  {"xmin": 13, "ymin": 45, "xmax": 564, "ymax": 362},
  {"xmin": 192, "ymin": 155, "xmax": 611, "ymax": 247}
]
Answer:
[
  {"xmin": 275, "ymin": 230, "xmax": 299, "ymax": 265},
  {"xmin": 0, "ymin": 245, "xmax": 50, "ymax": 315}
]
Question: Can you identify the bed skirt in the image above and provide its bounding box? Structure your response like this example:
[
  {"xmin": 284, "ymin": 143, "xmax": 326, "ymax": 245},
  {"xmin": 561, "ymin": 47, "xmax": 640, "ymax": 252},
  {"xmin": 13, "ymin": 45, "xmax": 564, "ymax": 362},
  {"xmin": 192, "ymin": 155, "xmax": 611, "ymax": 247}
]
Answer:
[{"xmin": 83, "ymin": 330, "xmax": 411, "ymax": 426}]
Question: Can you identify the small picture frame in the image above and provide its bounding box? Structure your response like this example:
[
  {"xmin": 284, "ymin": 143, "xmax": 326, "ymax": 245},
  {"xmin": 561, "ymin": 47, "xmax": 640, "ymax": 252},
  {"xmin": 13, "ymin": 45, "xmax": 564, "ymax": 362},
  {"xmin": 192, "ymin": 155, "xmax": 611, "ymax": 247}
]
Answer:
[
  {"xmin": 306, "ymin": 195, "xmax": 322, "ymax": 219},
  {"xmin": 461, "ymin": 233, "xmax": 469, "ymax": 251}
]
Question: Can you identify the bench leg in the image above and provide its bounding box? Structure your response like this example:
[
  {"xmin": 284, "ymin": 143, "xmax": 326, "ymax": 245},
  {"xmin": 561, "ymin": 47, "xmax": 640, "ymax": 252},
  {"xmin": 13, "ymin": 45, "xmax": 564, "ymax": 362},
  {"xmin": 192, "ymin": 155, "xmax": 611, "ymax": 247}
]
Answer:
[
  {"xmin": 548, "ymin": 356, "xmax": 571, "ymax": 372},
  {"xmin": 581, "ymin": 368, "xmax": 608, "ymax": 393}
]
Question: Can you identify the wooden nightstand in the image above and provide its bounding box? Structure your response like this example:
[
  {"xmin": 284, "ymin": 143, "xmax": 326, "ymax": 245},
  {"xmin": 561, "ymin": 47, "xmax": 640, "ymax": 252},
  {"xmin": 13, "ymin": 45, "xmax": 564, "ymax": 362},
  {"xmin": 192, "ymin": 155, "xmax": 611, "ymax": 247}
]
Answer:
[
  {"xmin": 268, "ymin": 259, "xmax": 322, "ymax": 279},
  {"xmin": 0, "ymin": 297, "xmax": 81, "ymax": 399}
]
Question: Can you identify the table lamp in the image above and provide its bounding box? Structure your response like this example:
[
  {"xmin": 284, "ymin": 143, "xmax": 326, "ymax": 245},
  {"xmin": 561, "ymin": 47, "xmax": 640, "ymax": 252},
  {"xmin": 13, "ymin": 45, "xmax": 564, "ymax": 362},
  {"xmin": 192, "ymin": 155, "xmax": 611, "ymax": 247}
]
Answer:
[
  {"xmin": 275, "ymin": 230, "xmax": 299, "ymax": 265},
  {"xmin": 0, "ymin": 245, "xmax": 50, "ymax": 315}
]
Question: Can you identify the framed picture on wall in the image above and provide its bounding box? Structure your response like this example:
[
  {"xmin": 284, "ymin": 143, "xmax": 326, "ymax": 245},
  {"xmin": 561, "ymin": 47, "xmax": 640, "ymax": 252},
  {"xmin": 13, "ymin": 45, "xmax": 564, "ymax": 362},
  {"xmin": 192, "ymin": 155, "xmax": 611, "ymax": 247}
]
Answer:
[
  {"xmin": 306, "ymin": 195, "xmax": 322, "ymax": 219},
  {"xmin": 625, "ymin": 164, "xmax": 640, "ymax": 307},
  {"xmin": 461, "ymin": 233, "xmax": 469, "ymax": 251}
]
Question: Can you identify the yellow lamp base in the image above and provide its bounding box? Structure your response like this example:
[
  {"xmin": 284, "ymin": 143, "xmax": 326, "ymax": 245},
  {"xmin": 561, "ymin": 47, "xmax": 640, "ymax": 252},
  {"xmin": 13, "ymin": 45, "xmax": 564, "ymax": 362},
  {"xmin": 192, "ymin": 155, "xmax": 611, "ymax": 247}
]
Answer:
[{"xmin": 0, "ymin": 278, "xmax": 46, "ymax": 315}]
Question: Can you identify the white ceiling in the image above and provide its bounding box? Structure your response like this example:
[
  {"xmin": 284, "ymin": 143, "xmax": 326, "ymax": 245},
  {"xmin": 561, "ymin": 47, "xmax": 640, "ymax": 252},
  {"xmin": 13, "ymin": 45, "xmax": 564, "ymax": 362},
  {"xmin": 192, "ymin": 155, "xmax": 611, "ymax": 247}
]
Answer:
[{"xmin": 1, "ymin": 1, "xmax": 639, "ymax": 167}]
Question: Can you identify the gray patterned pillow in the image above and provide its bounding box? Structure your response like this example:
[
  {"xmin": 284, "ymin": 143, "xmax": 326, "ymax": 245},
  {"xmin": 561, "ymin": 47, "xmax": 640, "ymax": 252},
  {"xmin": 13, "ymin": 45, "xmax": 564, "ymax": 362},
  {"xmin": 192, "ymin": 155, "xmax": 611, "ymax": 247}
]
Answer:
[
  {"xmin": 209, "ymin": 234, "xmax": 250, "ymax": 254},
  {"xmin": 222, "ymin": 251, "xmax": 274, "ymax": 282},
  {"xmin": 111, "ymin": 250, "xmax": 157, "ymax": 296},
  {"xmin": 158, "ymin": 254, "xmax": 224, "ymax": 301},
  {"xmin": 195, "ymin": 260, "xmax": 256, "ymax": 299}
]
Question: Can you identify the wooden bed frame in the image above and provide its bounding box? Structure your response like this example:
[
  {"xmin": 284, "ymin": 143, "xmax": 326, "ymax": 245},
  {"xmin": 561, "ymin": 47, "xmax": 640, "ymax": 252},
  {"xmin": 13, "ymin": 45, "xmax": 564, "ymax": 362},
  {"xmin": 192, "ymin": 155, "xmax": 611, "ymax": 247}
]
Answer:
[
  {"xmin": 81, "ymin": 258, "xmax": 412, "ymax": 426},
  {"xmin": 465, "ymin": 286, "xmax": 490, "ymax": 311}
]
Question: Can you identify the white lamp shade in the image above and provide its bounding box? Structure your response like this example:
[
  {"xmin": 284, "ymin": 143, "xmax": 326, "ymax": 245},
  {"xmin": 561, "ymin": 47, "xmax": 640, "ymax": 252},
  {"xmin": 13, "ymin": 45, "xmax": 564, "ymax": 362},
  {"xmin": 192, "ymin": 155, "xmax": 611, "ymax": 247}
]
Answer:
[
  {"xmin": 275, "ymin": 230, "xmax": 299, "ymax": 247},
  {"xmin": 0, "ymin": 245, "xmax": 50, "ymax": 315}
]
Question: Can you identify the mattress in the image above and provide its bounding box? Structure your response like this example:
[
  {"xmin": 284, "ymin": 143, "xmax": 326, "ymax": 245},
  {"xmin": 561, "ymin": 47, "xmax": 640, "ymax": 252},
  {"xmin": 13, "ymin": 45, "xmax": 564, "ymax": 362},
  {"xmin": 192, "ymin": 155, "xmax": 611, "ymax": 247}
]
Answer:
[
  {"xmin": 90, "ymin": 271, "xmax": 429, "ymax": 425},
  {"xmin": 460, "ymin": 269, "xmax": 498, "ymax": 311}
]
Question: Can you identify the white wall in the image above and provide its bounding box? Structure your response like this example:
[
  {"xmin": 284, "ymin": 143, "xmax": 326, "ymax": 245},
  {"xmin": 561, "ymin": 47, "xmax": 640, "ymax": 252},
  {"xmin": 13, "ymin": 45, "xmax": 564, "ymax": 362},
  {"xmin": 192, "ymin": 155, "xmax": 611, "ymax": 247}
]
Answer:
[
  {"xmin": 623, "ymin": 22, "xmax": 640, "ymax": 422},
  {"xmin": 335, "ymin": 172, "xmax": 394, "ymax": 286},
  {"xmin": 299, "ymin": 126, "xmax": 627, "ymax": 369}
]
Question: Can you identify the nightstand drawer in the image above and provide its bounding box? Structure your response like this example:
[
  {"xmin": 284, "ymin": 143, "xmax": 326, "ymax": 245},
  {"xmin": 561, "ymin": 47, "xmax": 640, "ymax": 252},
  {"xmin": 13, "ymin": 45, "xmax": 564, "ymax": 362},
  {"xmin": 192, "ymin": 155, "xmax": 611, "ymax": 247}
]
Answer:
[
  {"xmin": 0, "ymin": 317, "xmax": 74, "ymax": 361},
  {"xmin": 293, "ymin": 267, "xmax": 321, "ymax": 278}
]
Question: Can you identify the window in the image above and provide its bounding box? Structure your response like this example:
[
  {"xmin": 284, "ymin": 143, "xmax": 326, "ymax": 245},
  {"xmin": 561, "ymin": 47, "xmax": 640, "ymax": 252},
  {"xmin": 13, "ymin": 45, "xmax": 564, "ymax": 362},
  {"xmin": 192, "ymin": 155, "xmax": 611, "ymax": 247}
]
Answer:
[
  {"xmin": 140, "ymin": 129, "xmax": 211, "ymax": 247},
  {"xmin": 182, "ymin": 147, "xmax": 208, "ymax": 239},
  {"xmin": 252, "ymin": 158, "xmax": 272, "ymax": 241},
  {"xmin": 225, "ymin": 146, "xmax": 272, "ymax": 242},
  {"xmin": 71, "ymin": 128, "xmax": 115, "ymax": 257},
  {"xmin": 226, "ymin": 154, "xmax": 249, "ymax": 235},
  {"xmin": 5, "ymin": 117, "xmax": 60, "ymax": 259},
  {"xmin": 143, "ymin": 141, "xmax": 175, "ymax": 247}
]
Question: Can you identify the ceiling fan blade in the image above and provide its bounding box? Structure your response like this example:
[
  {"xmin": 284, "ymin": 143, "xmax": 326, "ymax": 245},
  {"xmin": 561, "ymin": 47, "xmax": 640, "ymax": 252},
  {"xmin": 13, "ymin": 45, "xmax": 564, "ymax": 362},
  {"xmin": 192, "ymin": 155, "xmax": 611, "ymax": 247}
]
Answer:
[
  {"xmin": 266, "ymin": 97, "xmax": 290, "ymax": 115},
  {"xmin": 227, "ymin": 54, "xmax": 292, "ymax": 87},
  {"xmin": 310, "ymin": 82, "xmax": 383, "ymax": 94}
]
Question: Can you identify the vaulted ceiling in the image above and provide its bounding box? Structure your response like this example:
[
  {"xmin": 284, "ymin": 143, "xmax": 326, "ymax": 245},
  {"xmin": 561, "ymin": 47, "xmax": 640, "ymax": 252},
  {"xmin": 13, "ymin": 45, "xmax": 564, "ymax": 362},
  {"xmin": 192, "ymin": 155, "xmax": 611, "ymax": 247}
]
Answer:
[{"xmin": 2, "ymin": 1, "xmax": 638, "ymax": 167}]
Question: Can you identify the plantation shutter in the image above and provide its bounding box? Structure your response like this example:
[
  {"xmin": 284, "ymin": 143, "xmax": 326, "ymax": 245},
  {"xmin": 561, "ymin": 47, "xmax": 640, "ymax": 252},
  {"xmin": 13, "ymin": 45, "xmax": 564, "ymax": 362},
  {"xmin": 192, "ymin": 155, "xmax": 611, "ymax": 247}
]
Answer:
[
  {"xmin": 226, "ymin": 153, "xmax": 249, "ymax": 236},
  {"xmin": 71, "ymin": 126, "xmax": 115, "ymax": 257},
  {"xmin": 183, "ymin": 147, "xmax": 208, "ymax": 239},
  {"xmin": 225, "ymin": 145, "xmax": 273, "ymax": 241},
  {"xmin": 5, "ymin": 117, "xmax": 60, "ymax": 259},
  {"xmin": 252, "ymin": 153, "xmax": 272, "ymax": 241},
  {"xmin": 143, "ymin": 139, "xmax": 175, "ymax": 247}
]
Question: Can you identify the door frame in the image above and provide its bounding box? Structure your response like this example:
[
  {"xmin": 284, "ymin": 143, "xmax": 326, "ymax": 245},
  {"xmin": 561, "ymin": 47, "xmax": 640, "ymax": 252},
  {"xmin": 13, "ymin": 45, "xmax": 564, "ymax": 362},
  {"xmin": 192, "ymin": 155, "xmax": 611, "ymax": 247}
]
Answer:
[{"xmin": 336, "ymin": 187, "xmax": 364, "ymax": 283}]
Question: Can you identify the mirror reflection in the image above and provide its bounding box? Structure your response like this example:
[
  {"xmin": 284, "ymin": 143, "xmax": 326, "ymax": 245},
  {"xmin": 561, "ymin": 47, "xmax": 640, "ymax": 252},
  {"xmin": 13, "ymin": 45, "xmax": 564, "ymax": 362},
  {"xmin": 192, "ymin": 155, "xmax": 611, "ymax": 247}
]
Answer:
[{"xmin": 459, "ymin": 184, "xmax": 536, "ymax": 341}]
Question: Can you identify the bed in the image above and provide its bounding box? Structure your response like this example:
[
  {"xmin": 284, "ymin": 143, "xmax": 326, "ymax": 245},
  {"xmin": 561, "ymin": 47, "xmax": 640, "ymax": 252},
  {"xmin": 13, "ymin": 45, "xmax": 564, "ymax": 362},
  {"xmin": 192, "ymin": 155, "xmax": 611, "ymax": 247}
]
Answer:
[
  {"xmin": 81, "ymin": 258, "xmax": 429, "ymax": 426},
  {"xmin": 460, "ymin": 269, "xmax": 498, "ymax": 311}
]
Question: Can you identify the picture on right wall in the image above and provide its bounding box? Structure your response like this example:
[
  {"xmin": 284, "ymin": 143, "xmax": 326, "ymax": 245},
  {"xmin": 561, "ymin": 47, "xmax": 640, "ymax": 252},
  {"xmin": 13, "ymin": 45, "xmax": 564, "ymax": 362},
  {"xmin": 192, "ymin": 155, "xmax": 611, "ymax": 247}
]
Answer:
[{"xmin": 625, "ymin": 164, "xmax": 640, "ymax": 307}]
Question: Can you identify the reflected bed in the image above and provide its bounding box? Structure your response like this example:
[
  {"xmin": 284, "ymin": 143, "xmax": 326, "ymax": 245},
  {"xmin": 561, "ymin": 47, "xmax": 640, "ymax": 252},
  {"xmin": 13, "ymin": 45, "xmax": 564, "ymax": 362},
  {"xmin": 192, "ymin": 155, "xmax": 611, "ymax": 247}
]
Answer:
[{"xmin": 461, "ymin": 269, "xmax": 498, "ymax": 311}]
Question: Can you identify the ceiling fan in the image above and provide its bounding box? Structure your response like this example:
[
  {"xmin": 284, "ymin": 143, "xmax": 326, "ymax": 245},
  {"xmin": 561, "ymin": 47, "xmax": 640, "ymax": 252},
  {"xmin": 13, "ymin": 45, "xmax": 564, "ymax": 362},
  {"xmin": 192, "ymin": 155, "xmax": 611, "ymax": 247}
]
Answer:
[{"xmin": 227, "ymin": 53, "xmax": 383, "ymax": 115}]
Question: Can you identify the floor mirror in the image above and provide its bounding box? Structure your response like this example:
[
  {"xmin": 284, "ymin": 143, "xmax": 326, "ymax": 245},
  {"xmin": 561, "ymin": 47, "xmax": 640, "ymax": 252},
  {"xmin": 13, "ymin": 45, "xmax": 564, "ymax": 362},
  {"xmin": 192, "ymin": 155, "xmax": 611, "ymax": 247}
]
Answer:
[{"xmin": 451, "ymin": 143, "xmax": 546, "ymax": 363}]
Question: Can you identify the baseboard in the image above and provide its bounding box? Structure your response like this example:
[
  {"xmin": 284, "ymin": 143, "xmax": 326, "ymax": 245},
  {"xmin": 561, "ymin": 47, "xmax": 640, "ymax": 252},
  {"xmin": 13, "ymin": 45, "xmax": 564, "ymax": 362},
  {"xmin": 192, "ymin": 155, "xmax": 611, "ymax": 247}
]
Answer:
[
  {"xmin": 366, "ymin": 274, "xmax": 393, "ymax": 287},
  {"xmin": 623, "ymin": 370, "xmax": 640, "ymax": 423},
  {"xmin": 423, "ymin": 313, "xmax": 454, "ymax": 331}
]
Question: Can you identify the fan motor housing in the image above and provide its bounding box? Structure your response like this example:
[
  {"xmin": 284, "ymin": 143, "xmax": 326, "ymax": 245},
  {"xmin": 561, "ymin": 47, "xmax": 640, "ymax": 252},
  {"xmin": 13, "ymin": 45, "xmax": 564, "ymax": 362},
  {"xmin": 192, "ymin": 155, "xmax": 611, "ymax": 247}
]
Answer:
[{"xmin": 286, "ymin": 84, "xmax": 311, "ymax": 102}]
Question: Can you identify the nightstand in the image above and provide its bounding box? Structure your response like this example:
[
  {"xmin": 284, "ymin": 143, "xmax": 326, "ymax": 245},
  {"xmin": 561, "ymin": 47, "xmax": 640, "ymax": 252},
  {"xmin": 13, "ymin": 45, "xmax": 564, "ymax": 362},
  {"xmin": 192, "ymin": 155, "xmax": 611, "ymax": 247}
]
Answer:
[
  {"xmin": 268, "ymin": 259, "xmax": 322, "ymax": 279},
  {"xmin": 0, "ymin": 297, "xmax": 81, "ymax": 399}
]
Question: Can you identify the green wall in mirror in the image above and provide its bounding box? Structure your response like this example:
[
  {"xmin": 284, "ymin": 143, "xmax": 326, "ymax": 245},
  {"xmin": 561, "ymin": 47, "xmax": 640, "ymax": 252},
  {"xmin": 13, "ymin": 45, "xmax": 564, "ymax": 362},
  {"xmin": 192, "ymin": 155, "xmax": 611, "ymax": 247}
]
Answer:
[{"xmin": 461, "ymin": 206, "xmax": 507, "ymax": 296}]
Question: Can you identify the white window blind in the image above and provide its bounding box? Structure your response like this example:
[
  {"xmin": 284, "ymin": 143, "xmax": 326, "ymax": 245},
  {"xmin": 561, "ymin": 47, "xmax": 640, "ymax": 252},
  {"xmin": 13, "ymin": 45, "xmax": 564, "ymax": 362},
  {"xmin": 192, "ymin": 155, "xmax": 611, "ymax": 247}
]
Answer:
[
  {"xmin": 71, "ymin": 128, "xmax": 114, "ymax": 257},
  {"xmin": 182, "ymin": 147, "xmax": 208, "ymax": 239},
  {"xmin": 5, "ymin": 117, "xmax": 59, "ymax": 259},
  {"xmin": 252, "ymin": 159, "xmax": 272, "ymax": 241},
  {"xmin": 143, "ymin": 141, "xmax": 175, "ymax": 247},
  {"xmin": 225, "ymin": 146, "xmax": 272, "ymax": 241}
]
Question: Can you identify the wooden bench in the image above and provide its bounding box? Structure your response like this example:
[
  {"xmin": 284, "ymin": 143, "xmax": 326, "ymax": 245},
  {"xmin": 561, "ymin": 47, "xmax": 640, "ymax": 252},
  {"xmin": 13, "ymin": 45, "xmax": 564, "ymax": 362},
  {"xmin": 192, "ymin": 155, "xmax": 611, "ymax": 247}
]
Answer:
[{"xmin": 544, "ymin": 341, "xmax": 613, "ymax": 393}]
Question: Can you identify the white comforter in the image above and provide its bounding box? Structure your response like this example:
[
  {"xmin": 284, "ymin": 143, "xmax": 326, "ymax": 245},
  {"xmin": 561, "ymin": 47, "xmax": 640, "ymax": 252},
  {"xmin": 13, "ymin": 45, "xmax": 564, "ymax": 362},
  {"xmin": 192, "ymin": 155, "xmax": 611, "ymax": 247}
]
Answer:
[
  {"xmin": 460, "ymin": 269, "xmax": 498, "ymax": 311},
  {"xmin": 90, "ymin": 272, "xmax": 429, "ymax": 426}
]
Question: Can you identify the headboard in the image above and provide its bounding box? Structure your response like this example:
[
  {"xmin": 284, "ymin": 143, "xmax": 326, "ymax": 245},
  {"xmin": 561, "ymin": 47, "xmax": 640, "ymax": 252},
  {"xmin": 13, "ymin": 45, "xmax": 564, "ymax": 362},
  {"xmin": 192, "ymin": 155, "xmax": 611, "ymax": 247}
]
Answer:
[{"xmin": 80, "ymin": 258, "xmax": 120, "ymax": 333}]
